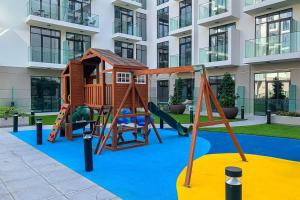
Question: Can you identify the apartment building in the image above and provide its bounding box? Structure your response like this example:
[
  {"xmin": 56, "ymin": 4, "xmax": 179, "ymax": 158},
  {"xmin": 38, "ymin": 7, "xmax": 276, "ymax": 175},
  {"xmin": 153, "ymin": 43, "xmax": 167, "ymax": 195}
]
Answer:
[{"xmin": 0, "ymin": 0, "xmax": 299, "ymax": 115}]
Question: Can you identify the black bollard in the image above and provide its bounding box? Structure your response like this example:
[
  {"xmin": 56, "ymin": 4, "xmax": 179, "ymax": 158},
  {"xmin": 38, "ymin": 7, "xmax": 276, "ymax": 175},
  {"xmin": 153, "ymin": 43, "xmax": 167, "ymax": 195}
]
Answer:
[
  {"xmin": 83, "ymin": 134, "xmax": 93, "ymax": 172},
  {"xmin": 267, "ymin": 110, "xmax": 271, "ymax": 124},
  {"xmin": 226, "ymin": 166, "xmax": 242, "ymax": 200},
  {"xmin": 30, "ymin": 111, "xmax": 35, "ymax": 125},
  {"xmin": 241, "ymin": 106, "xmax": 245, "ymax": 120},
  {"xmin": 13, "ymin": 113, "xmax": 18, "ymax": 133},
  {"xmin": 189, "ymin": 106, "xmax": 194, "ymax": 123},
  {"xmin": 36, "ymin": 118, "xmax": 43, "ymax": 145},
  {"xmin": 160, "ymin": 118, "xmax": 164, "ymax": 129}
]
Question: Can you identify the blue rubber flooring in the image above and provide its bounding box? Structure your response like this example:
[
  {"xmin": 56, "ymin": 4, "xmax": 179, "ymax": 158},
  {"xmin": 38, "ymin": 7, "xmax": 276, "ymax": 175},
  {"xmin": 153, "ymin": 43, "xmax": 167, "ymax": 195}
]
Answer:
[
  {"xmin": 12, "ymin": 129, "xmax": 210, "ymax": 200},
  {"xmin": 200, "ymin": 131, "xmax": 300, "ymax": 162}
]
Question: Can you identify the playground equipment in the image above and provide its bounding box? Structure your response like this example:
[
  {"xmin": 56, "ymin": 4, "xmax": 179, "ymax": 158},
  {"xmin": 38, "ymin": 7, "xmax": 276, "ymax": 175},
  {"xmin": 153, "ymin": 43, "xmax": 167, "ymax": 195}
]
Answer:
[{"xmin": 47, "ymin": 49, "xmax": 246, "ymax": 186}]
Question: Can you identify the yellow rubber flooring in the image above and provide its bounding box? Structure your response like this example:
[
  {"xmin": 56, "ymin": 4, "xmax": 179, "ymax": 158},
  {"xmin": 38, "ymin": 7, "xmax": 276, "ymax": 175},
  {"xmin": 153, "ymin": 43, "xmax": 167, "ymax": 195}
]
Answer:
[{"xmin": 177, "ymin": 154, "xmax": 300, "ymax": 200}]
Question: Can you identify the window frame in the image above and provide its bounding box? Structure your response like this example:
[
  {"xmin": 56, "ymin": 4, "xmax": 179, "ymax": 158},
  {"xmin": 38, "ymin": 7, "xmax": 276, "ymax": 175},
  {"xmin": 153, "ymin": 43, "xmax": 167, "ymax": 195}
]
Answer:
[
  {"xmin": 116, "ymin": 72, "xmax": 132, "ymax": 84},
  {"xmin": 135, "ymin": 75, "xmax": 147, "ymax": 84}
]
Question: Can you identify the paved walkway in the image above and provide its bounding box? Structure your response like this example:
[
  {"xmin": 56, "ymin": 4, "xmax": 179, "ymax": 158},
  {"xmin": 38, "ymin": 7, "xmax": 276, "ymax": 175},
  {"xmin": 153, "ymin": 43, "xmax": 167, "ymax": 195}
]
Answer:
[{"xmin": 0, "ymin": 127, "xmax": 121, "ymax": 200}]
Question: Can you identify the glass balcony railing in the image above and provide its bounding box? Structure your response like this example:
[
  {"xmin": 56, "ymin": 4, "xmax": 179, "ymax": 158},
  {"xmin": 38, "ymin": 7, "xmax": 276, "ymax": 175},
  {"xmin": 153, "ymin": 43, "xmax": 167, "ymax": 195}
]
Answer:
[
  {"xmin": 170, "ymin": 15, "xmax": 192, "ymax": 32},
  {"xmin": 113, "ymin": 19, "xmax": 141, "ymax": 37},
  {"xmin": 29, "ymin": 47, "xmax": 61, "ymax": 64},
  {"xmin": 199, "ymin": 0, "xmax": 229, "ymax": 19},
  {"xmin": 244, "ymin": 0, "xmax": 264, "ymax": 7},
  {"xmin": 27, "ymin": 0, "xmax": 99, "ymax": 28},
  {"xmin": 170, "ymin": 54, "xmax": 191, "ymax": 67},
  {"xmin": 62, "ymin": 41, "xmax": 90, "ymax": 64},
  {"xmin": 245, "ymin": 32, "xmax": 300, "ymax": 58},
  {"xmin": 199, "ymin": 45, "xmax": 228, "ymax": 63},
  {"xmin": 29, "ymin": 46, "xmax": 88, "ymax": 64}
]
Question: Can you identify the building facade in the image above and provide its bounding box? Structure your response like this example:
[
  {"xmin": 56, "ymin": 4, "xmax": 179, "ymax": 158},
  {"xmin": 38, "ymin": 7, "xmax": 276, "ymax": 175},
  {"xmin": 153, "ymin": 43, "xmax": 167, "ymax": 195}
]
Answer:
[{"xmin": 0, "ymin": 0, "xmax": 299, "ymax": 115}]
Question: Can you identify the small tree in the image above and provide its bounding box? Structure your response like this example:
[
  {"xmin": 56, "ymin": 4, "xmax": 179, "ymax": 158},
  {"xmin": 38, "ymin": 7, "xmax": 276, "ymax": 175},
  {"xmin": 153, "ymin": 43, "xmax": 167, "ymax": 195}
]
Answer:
[
  {"xmin": 170, "ymin": 78, "xmax": 183, "ymax": 105},
  {"xmin": 219, "ymin": 73, "xmax": 237, "ymax": 107},
  {"xmin": 271, "ymin": 77, "xmax": 286, "ymax": 100},
  {"xmin": 270, "ymin": 77, "xmax": 286, "ymax": 111}
]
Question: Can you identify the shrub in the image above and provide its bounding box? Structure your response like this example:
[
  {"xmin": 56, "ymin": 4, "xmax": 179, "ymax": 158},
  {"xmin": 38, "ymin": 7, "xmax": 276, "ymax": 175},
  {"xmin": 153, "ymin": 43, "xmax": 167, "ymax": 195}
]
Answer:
[
  {"xmin": 0, "ymin": 107, "xmax": 28, "ymax": 119},
  {"xmin": 219, "ymin": 73, "xmax": 237, "ymax": 107},
  {"xmin": 169, "ymin": 78, "xmax": 183, "ymax": 105},
  {"xmin": 276, "ymin": 111, "xmax": 300, "ymax": 117}
]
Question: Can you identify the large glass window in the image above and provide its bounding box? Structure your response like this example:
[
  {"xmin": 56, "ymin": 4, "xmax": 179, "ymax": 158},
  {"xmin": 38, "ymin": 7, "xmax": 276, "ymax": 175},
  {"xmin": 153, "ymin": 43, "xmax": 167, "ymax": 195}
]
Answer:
[
  {"xmin": 157, "ymin": 7, "xmax": 169, "ymax": 38},
  {"xmin": 115, "ymin": 41, "xmax": 134, "ymax": 59},
  {"xmin": 30, "ymin": 0, "xmax": 60, "ymax": 19},
  {"xmin": 137, "ymin": 12, "xmax": 147, "ymax": 41},
  {"xmin": 157, "ymin": 41, "xmax": 169, "ymax": 68},
  {"xmin": 136, "ymin": 44, "xmax": 147, "ymax": 65},
  {"xmin": 114, "ymin": 6, "xmax": 134, "ymax": 35},
  {"xmin": 66, "ymin": 0, "xmax": 91, "ymax": 25},
  {"xmin": 66, "ymin": 33, "xmax": 91, "ymax": 61},
  {"xmin": 254, "ymin": 72, "xmax": 290, "ymax": 115},
  {"xmin": 179, "ymin": 0, "xmax": 192, "ymax": 28},
  {"xmin": 209, "ymin": 23, "xmax": 235, "ymax": 62},
  {"xmin": 179, "ymin": 36, "xmax": 192, "ymax": 66},
  {"xmin": 31, "ymin": 76, "xmax": 61, "ymax": 112},
  {"xmin": 255, "ymin": 9, "xmax": 293, "ymax": 56},
  {"xmin": 30, "ymin": 26, "xmax": 61, "ymax": 64},
  {"xmin": 157, "ymin": 80, "xmax": 169, "ymax": 103},
  {"xmin": 157, "ymin": 0, "xmax": 168, "ymax": 6}
]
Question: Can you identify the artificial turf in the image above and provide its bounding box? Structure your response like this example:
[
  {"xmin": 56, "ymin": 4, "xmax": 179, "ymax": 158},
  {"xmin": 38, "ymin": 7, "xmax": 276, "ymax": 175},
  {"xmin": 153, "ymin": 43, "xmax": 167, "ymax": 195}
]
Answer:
[{"xmin": 203, "ymin": 124, "xmax": 300, "ymax": 140}]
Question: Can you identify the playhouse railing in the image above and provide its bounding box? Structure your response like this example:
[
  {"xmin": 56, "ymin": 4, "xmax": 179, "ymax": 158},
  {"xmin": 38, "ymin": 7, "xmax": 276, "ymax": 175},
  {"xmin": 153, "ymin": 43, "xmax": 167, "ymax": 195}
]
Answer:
[{"xmin": 84, "ymin": 84, "xmax": 112, "ymax": 107}]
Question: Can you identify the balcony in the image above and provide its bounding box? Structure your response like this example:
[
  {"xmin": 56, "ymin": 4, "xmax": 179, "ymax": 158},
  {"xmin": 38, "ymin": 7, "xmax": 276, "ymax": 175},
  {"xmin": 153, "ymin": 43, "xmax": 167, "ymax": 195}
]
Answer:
[
  {"xmin": 28, "ymin": 47, "xmax": 65, "ymax": 69},
  {"xmin": 170, "ymin": 55, "xmax": 191, "ymax": 67},
  {"xmin": 197, "ymin": 0, "xmax": 239, "ymax": 27},
  {"xmin": 199, "ymin": 28, "xmax": 240, "ymax": 67},
  {"xmin": 112, "ymin": 20, "xmax": 142, "ymax": 43},
  {"xmin": 169, "ymin": 15, "xmax": 192, "ymax": 37},
  {"xmin": 26, "ymin": 0, "xmax": 99, "ymax": 34},
  {"xmin": 243, "ymin": 0, "xmax": 298, "ymax": 15},
  {"xmin": 112, "ymin": 0, "xmax": 142, "ymax": 10},
  {"xmin": 244, "ymin": 31, "xmax": 300, "ymax": 64}
]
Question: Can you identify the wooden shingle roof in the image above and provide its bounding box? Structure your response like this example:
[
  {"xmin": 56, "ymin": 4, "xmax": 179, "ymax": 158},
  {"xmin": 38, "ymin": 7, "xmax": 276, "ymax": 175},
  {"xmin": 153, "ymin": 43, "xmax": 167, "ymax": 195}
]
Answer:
[{"xmin": 81, "ymin": 48, "xmax": 147, "ymax": 69}]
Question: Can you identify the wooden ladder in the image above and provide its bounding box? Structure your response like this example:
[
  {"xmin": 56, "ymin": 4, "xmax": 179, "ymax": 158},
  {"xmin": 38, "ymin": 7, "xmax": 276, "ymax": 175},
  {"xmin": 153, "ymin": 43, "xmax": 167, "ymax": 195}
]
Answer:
[{"xmin": 48, "ymin": 104, "xmax": 70, "ymax": 143}]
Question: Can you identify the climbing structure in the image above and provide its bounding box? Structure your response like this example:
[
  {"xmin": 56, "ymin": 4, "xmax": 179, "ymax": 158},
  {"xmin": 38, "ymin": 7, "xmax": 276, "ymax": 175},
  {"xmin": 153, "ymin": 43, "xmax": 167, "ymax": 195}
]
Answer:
[
  {"xmin": 48, "ymin": 49, "xmax": 162, "ymax": 153},
  {"xmin": 48, "ymin": 103, "xmax": 70, "ymax": 143}
]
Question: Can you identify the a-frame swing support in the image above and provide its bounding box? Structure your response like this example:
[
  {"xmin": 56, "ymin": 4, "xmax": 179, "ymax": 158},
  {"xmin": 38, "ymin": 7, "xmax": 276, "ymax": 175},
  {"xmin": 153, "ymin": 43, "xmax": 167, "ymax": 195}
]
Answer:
[
  {"xmin": 184, "ymin": 65, "xmax": 247, "ymax": 187},
  {"xmin": 95, "ymin": 74, "xmax": 162, "ymax": 155}
]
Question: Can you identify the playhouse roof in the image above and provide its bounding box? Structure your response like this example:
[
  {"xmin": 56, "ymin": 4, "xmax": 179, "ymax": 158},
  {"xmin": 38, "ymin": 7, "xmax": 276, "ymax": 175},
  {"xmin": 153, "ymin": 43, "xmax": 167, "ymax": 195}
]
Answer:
[{"xmin": 81, "ymin": 48, "xmax": 147, "ymax": 69}]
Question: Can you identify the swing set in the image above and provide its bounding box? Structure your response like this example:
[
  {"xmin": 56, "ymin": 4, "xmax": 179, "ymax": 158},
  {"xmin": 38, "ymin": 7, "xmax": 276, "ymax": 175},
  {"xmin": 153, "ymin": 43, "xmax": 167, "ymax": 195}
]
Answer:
[{"xmin": 48, "ymin": 48, "xmax": 247, "ymax": 187}]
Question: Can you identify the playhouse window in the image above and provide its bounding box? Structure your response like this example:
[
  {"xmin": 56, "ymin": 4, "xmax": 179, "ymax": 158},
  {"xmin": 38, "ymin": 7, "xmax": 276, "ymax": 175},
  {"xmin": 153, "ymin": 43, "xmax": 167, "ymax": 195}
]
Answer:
[
  {"xmin": 135, "ymin": 75, "xmax": 146, "ymax": 84},
  {"xmin": 116, "ymin": 72, "xmax": 131, "ymax": 84}
]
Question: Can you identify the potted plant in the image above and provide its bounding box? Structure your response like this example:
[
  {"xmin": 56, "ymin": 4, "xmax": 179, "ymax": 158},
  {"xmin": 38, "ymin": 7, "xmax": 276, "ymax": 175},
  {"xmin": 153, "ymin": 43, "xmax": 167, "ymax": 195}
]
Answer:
[
  {"xmin": 219, "ymin": 73, "xmax": 238, "ymax": 119},
  {"xmin": 169, "ymin": 79, "xmax": 186, "ymax": 114}
]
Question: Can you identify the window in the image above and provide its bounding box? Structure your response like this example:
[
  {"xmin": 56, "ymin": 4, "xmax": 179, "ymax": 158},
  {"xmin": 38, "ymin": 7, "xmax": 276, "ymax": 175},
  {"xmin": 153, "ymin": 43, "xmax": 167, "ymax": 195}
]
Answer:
[
  {"xmin": 136, "ymin": 44, "xmax": 147, "ymax": 65},
  {"xmin": 157, "ymin": 80, "xmax": 169, "ymax": 103},
  {"xmin": 30, "ymin": 26, "xmax": 61, "ymax": 64},
  {"xmin": 31, "ymin": 76, "xmax": 61, "ymax": 112},
  {"xmin": 157, "ymin": 0, "xmax": 168, "ymax": 6},
  {"xmin": 66, "ymin": 33, "xmax": 91, "ymax": 61},
  {"xmin": 135, "ymin": 75, "xmax": 146, "ymax": 84},
  {"xmin": 66, "ymin": 0, "xmax": 92, "ymax": 25},
  {"xmin": 141, "ymin": 0, "xmax": 147, "ymax": 9},
  {"xmin": 30, "ymin": 0, "xmax": 60, "ymax": 19},
  {"xmin": 254, "ymin": 72, "xmax": 291, "ymax": 115},
  {"xmin": 157, "ymin": 7, "xmax": 169, "ymax": 38},
  {"xmin": 114, "ymin": 6, "xmax": 134, "ymax": 35},
  {"xmin": 209, "ymin": 23, "xmax": 236, "ymax": 62},
  {"xmin": 116, "ymin": 72, "xmax": 131, "ymax": 84},
  {"xmin": 179, "ymin": 36, "xmax": 192, "ymax": 66},
  {"xmin": 157, "ymin": 41, "xmax": 169, "ymax": 68},
  {"xmin": 179, "ymin": 0, "xmax": 192, "ymax": 28},
  {"xmin": 255, "ymin": 9, "xmax": 293, "ymax": 56},
  {"xmin": 137, "ymin": 12, "xmax": 147, "ymax": 41},
  {"xmin": 115, "ymin": 41, "xmax": 134, "ymax": 59}
]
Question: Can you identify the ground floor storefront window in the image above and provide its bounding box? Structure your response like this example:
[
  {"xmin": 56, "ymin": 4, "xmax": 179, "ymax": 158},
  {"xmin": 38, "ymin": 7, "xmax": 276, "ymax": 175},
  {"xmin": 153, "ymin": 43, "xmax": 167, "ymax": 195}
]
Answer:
[
  {"xmin": 254, "ymin": 72, "xmax": 290, "ymax": 115},
  {"xmin": 31, "ymin": 76, "xmax": 61, "ymax": 112}
]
